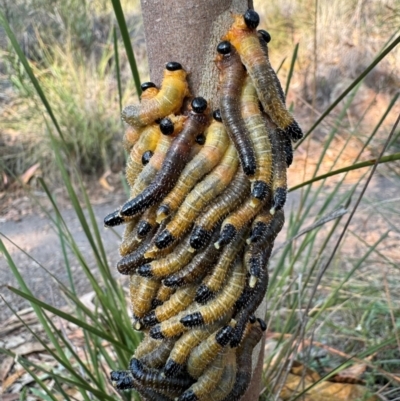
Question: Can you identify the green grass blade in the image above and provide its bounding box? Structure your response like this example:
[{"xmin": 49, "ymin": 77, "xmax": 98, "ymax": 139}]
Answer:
[
  {"xmin": 7, "ymin": 286, "xmax": 132, "ymax": 352},
  {"xmin": 285, "ymin": 43, "xmax": 299, "ymax": 97},
  {"xmin": 290, "ymin": 151, "xmax": 400, "ymax": 192},
  {"xmin": 111, "ymin": 0, "xmax": 141, "ymax": 96},
  {"xmin": 296, "ymin": 34, "xmax": 400, "ymax": 147},
  {"xmin": 0, "ymin": 10, "xmax": 64, "ymax": 141},
  {"xmin": 114, "ymin": 25, "xmax": 123, "ymax": 113}
]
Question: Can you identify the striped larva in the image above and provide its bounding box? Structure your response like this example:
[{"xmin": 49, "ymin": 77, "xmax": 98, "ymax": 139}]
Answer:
[
  {"xmin": 138, "ymin": 338, "xmax": 176, "ymax": 369},
  {"xmin": 189, "ymin": 171, "xmax": 250, "ymax": 250},
  {"xmin": 119, "ymin": 217, "xmax": 141, "ymax": 256},
  {"xmin": 129, "ymin": 114, "xmax": 187, "ymax": 198},
  {"xmin": 138, "ymin": 234, "xmax": 194, "ymax": 278},
  {"xmin": 245, "ymin": 239, "xmax": 274, "ymax": 287},
  {"xmin": 163, "ymin": 324, "xmax": 219, "ymax": 377},
  {"xmin": 214, "ymin": 196, "xmax": 264, "ymax": 249},
  {"xmin": 155, "ymin": 110, "xmax": 229, "ymax": 227},
  {"xmin": 156, "ymin": 142, "xmax": 239, "ymax": 247},
  {"xmin": 125, "ymin": 123, "xmax": 160, "ymax": 187},
  {"xmin": 142, "ymin": 285, "xmax": 197, "ymax": 327},
  {"xmin": 231, "ymin": 247, "xmax": 271, "ymax": 347},
  {"xmin": 134, "ymin": 334, "xmax": 163, "ymax": 360},
  {"xmin": 177, "ymin": 351, "xmax": 226, "ymax": 401},
  {"xmin": 180, "ymin": 259, "xmax": 246, "ymax": 327},
  {"xmin": 122, "ymin": 62, "xmax": 190, "ymax": 128},
  {"xmin": 136, "ymin": 204, "xmax": 159, "ymax": 239},
  {"xmin": 129, "ymin": 357, "xmax": 194, "ymax": 396},
  {"xmin": 187, "ymin": 325, "xmax": 234, "ymax": 379},
  {"xmin": 153, "ymin": 283, "xmax": 176, "ymax": 307},
  {"xmin": 208, "ymin": 349, "xmax": 236, "ymax": 401},
  {"xmin": 240, "ymin": 75, "xmax": 273, "ymax": 204},
  {"xmin": 130, "ymin": 275, "xmax": 160, "ymax": 320},
  {"xmin": 120, "ymin": 98, "xmax": 210, "ymax": 218},
  {"xmin": 122, "ymin": 81, "xmax": 160, "ymax": 152},
  {"xmin": 164, "ymin": 230, "xmax": 221, "ymax": 288},
  {"xmin": 248, "ymin": 208, "xmax": 285, "ymax": 245},
  {"xmin": 216, "ymin": 41, "xmax": 256, "ymax": 177},
  {"xmin": 221, "ymin": 319, "xmax": 264, "ymax": 401},
  {"xmin": 266, "ymin": 115, "xmax": 288, "ymax": 214},
  {"xmin": 224, "ymin": 10, "xmax": 303, "ymax": 142},
  {"xmin": 195, "ymin": 227, "xmax": 247, "ymax": 304}
]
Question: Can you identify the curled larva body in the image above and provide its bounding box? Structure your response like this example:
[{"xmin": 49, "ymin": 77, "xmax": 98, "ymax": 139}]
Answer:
[
  {"xmin": 240, "ymin": 75, "xmax": 273, "ymax": 204},
  {"xmin": 187, "ymin": 325, "xmax": 234, "ymax": 379},
  {"xmin": 190, "ymin": 171, "xmax": 250, "ymax": 250},
  {"xmin": 178, "ymin": 351, "xmax": 226, "ymax": 401},
  {"xmin": 163, "ymin": 324, "xmax": 218, "ymax": 377},
  {"xmin": 266, "ymin": 116, "xmax": 288, "ymax": 214},
  {"xmin": 215, "ymin": 196, "xmax": 264, "ymax": 248},
  {"xmin": 154, "ymin": 283, "xmax": 176, "ymax": 305},
  {"xmin": 143, "ymin": 285, "xmax": 197, "ymax": 326},
  {"xmin": 216, "ymin": 41, "xmax": 256, "ymax": 177},
  {"xmin": 150, "ymin": 307, "xmax": 196, "ymax": 339},
  {"xmin": 249, "ymin": 208, "xmax": 285, "ymax": 244},
  {"xmin": 208, "ymin": 349, "xmax": 236, "ymax": 401},
  {"xmin": 129, "ymin": 357, "xmax": 194, "ymax": 396},
  {"xmin": 156, "ymin": 118, "xmax": 229, "ymax": 223},
  {"xmin": 119, "ymin": 217, "xmax": 141, "ymax": 256},
  {"xmin": 159, "ymin": 142, "xmax": 239, "ymax": 246},
  {"xmin": 180, "ymin": 259, "xmax": 246, "ymax": 327},
  {"xmin": 231, "ymin": 244, "xmax": 272, "ymax": 347},
  {"xmin": 134, "ymin": 335, "xmax": 162, "ymax": 360},
  {"xmin": 129, "ymin": 114, "xmax": 187, "ymax": 197},
  {"xmin": 221, "ymin": 319, "xmax": 264, "ymax": 401},
  {"xmin": 196, "ymin": 227, "xmax": 247, "ymax": 304},
  {"xmin": 131, "ymin": 275, "xmax": 160, "ymax": 318},
  {"xmin": 126, "ymin": 123, "xmax": 160, "ymax": 187},
  {"xmin": 139, "ymin": 338, "xmax": 176, "ymax": 368},
  {"xmin": 122, "ymin": 64, "xmax": 190, "ymax": 128},
  {"xmin": 224, "ymin": 13, "xmax": 303, "ymax": 141},
  {"xmin": 120, "ymin": 100, "xmax": 210, "ymax": 218},
  {"xmin": 138, "ymin": 234, "xmax": 194, "ymax": 278},
  {"xmin": 164, "ymin": 231, "xmax": 221, "ymax": 288}
]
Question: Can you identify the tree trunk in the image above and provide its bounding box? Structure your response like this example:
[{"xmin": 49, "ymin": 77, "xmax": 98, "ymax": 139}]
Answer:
[{"xmin": 139, "ymin": 1, "xmax": 265, "ymax": 400}]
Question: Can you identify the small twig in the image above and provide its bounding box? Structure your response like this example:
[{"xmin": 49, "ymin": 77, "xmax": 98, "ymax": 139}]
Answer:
[{"xmin": 271, "ymin": 206, "xmax": 348, "ymax": 257}]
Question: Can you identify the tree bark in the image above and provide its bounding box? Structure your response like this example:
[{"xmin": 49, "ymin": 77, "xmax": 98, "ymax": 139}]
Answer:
[{"xmin": 139, "ymin": 1, "xmax": 265, "ymax": 400}]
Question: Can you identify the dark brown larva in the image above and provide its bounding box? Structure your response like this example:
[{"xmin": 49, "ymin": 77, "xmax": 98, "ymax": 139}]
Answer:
[
  {"xmin": 139, "ymin": 338, "xmax": 176, "ymax": 368},
  {"xmin": 216, "ymin": 41, "xmax": 257, "ymax": 177},
  {"xmin": 120, "ymin": 98, "xmax": 210, "ymax": 218}
]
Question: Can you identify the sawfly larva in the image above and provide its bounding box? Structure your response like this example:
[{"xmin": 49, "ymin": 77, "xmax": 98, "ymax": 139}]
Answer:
[
  {"xmin": 208, "ymin": 349, "xmax": 236, "ymax": 401},
  {"xmin": 122, "ymin": 62, "xmax": 190, "ymax": 128},
  {"xmin": 131, "ymin": 275, "xmax": 160, "ymax": 320},
  {"xmin": 224, "ymin": 10, "xmax": 303, "ymax": 142},
  {"xmin": 120, "ymin": 98, "xmax": 210, "ymax": 218},
  {"xmin": 139, "ymin": 338, "xmax": 176, "ymax": 368},
  {"xmin": 155, "ymin": 110, "xmax": 229, "ymax": 229},
  {"xmin": 216, "ymin": 40, "xmax": 256, "ymax": 177}
]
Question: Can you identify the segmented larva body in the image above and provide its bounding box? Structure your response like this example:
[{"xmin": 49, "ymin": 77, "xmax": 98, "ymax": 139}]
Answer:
[
  {"xmin": 164, "ymin": 232, "xmax": 221, "ymax": 288},
  {"xmin": 120, "ymin": 98, "xmax": 210, "ymax": 218},
  {"xmin": 154, "ymin": 283, "xmax": 176, "ymax": 305},
  {"xmin": 221, "ymin": 320, "xmax": 264, "ymax": 401},
  {"xmin": 187, "ymin": 325, "xmax": 234, "ymax": 379},
  {"xmin": 139, "ymin": 338, "xmax": 176, "ymax": 368},
  {"xmin": 180, "ymin": 259, "xmax": 246, "ymax": 327},
  {"xmin": 130, "ymin": 275, "xmax": 160, "ymax": 319},
  {"xmin": 196, "ymin": 227, "xmax": 247, "ymax": 304},
  {"xmin": 126, "ymin": 123, "xmax": 160, "ymax": 187},
  {"xmin": 156, "ymin": 115, "xmax": 229, "ymax": 223},
  {"xmin": 265, "ymin": 115, "xmax": 288, "ymax": 214},
  {"xmin": 134, "ymin": 334, "xmax": 163, "ymax": 360},
  {"xmin": 138, "ymin": 234, "xmax": 194, "ymax": 278},
  {"xmin": 143, "ymin": 285, "xmax": 197, "ymax": 326},
  {"xmin": 178, "ymin": 350, "xmax": 226, "ymax": 401},
  {"xmin": 164, "ymin": 324, "xmax": 219, "ymax": 377},
  {"xmin": 216, "ymin": 41, "xmax": 257, "ymax": 177},
  {"xmin": 159, "ymin": 142, "xmax": 239, "ymax": 246},
  {"xmin": 122, "ymin": 63, "xmax": 190, "ymax": 128},
  {"xmin": 248, "ymin": 208, "xmax": 285, "ymax": 245},
  {"xmin": 122, "ymin": 82, "xmax": 160, "ymax": 152},
  {"xmin": 208, "ymin": 349, "xmax": 237, "ymax": 401},
  {"xmin": 136, "ymin": 204, "xmax": 159, "ymax": 240},
  {"xmin": 215, "ymin": 196, "xmax": 265, "ymax": 249},
  {"xmin": 224, "ymin": 11, "xmax": 303, "ymax": 141},
  {"xmin": 240, "ymin": 75, "xmax": 273, "ymax": 204},
  {"xmin": 190, "ymin": 171, "xmax": 250, "ymax": 250}
]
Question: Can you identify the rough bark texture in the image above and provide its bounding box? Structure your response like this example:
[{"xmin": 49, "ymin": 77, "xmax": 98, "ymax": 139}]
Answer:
[{"xmin": 139, "ymin": 1, "xmax": 266, "ymax": 400}]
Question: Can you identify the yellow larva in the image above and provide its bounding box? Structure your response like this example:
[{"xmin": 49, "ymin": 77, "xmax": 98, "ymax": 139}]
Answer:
[
  {"xmin": 122, "ymin": 62, "xmax": 190, "ymax": 128},
  {"xmin": 130, "ymin": 275, "xmax": 160, "ymax": 319}
]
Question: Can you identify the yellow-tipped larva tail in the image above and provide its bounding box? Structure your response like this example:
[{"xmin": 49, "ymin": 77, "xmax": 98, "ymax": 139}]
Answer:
[
  {"xmin": 250, "ymin": 197, "xmax": 260, "ymax": 208},
  {"xmin": 144, "ymin": 246, "xmax": 159, "ymax": 259},
  {"xmin": 269, "ymin": 207, "xmax": 276, "ymax": 215},
  {"xmin": 249, "ymin": 275, "xmax": 258, "ymax": 288},
  {"xmin": 156, "ymin": 212, "xmax": 168, "ymax": 224},
  {"xmin": 188, "ymin": 246, "xmax": 196, "ymax": 253},
  {"xmin": 246, "ymin": 237, "xmax": 252, "ymax": 245}
]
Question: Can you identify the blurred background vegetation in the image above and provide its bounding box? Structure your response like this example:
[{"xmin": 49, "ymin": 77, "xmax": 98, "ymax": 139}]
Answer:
[{"xmin": 0, "ymin": 0, "xmax": 400, "ymax": 400}]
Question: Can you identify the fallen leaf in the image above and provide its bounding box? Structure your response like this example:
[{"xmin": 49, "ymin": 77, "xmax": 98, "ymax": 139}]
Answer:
[
  {"xmin": 99, "ymin": 170, "xmax": 114, "ymax": 191},
  {"xmin": 20, "ymin": 163, "xmax": 40, "ymax": 185},
  {"xmin": 1, "ymin": 368, "xmax": 26, "ymax": 392},
  {"xmin": 0, "ymin": 356, "xmax": 14, "ymax": 382}
]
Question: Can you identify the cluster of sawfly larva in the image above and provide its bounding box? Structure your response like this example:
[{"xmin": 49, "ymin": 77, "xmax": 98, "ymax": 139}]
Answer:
[{"xmin": 105, "ymin": 9, "xmax": 302, "ymax": 401}]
